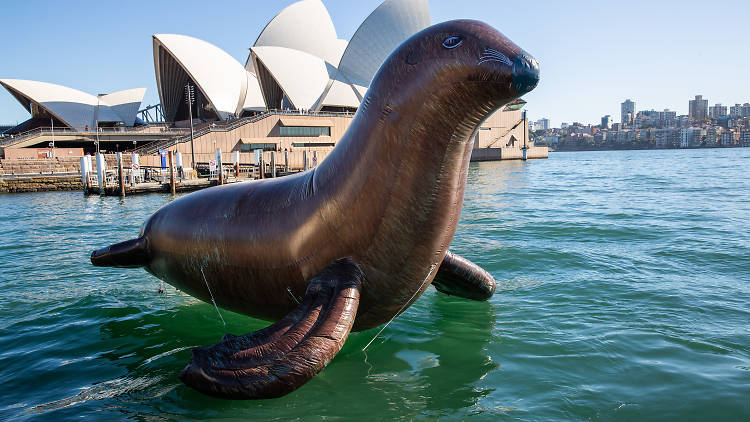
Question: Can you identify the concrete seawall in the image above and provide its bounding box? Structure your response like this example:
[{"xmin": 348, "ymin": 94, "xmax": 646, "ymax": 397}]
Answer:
[
  {"xmin": 471, "ymin": 146, "xmax": 549, "ymax": 161},
  {"xmin": 0, "ymin": 174, "xmax": 81, "ymax": 194}
]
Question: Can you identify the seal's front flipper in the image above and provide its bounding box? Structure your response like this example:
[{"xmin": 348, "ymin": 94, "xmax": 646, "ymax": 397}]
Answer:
[
  {"xmin": 432, "ymin": 251, "xmax": 496, "ymax": 301},
  {"xmin": 180, "ymin": 258, "xmax": 363, "ymax": 399}
]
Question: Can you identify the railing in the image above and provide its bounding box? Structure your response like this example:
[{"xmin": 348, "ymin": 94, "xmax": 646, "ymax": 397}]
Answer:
[
  {"xmin": 1, "ymin": 109, "xmax": 356, "ymax": 151},
  {"xmin": 132, "ymin": 109, "xmax": 357, "ymax": 155},
  {"xmin": 0, "ymin": 125, "xmax": 191, "ymax": 148}
]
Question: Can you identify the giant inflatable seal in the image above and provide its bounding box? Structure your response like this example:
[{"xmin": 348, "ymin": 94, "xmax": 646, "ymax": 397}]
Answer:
[{"xmin": 91, "ymin": 19, "xmax": 539, "ymax": 399}]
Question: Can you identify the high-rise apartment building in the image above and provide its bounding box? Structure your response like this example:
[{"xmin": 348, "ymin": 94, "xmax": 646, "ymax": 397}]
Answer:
[
  {"xmin": 662, "ymin": 109, "xmax": 677, "ymax": 127},
  {"xmin": 709, "ymin": 104, "xmax": 727, "ymax": 118},
  {"xmin": 689, "ymin": 95, "xmax": 708, "ymax": 121},
  {"xmin": 534, "ymin": 118, "xmax": 550, "ymax": 131},
  {"xmin": 621, "ymin": 99, "xmax": 635, "ymax": 125},
  {"xmin": 601, "ymin": 115, "xmax": 612, "ymax": 129}
]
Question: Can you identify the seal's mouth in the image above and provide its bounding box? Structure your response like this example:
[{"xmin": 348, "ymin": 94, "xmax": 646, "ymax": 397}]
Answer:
[{"xmin": 512, "ymin": 52, "xmax": 540, "ymax": 96}]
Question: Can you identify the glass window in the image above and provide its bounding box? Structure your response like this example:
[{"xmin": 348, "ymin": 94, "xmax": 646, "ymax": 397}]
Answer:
[
  {"xmin": 279, "ymin": 126, "xmax": 331, "ymax": 137},
  {"xmin": 240, "ymin": 143, "xmax": 277, "ymax": 152},
  {"xmin": 292, "ymin": 142, "xmax": 335, "ymax": 148}
]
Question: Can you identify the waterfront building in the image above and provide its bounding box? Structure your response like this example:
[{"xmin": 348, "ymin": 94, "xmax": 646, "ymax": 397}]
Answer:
[
  {"xmin": 601, "ymin": 115, "xmax": 612, "ymax": 129},
  {"xmin": 153, "ymin": 0, "xmax": 430, "ymax": 124},
  {"xmin": 689, "ymin": 95, "xmax": 708, "ymax": 121},
  {"xmin": 720, "ymin": 130, "xmax": 735, "ymax": 146},
  {"xmin": 621, "ymin": 99, "xmax": 635, "ymax": 125},
  {"xmin": 543, "ymin": 135, "xmax": 559, "ymax": 146},
  {"xmin": 680, "ymin": 127, "xmax": 704, "ymax": 148},
  {"xmin": 0, "ymin": 80, "xmax": 145, "ymax": 132},
  {"xmin": 740, "ymin": 128, "xmax": 750, "ymax": 147},
  {"xmin": 654, "ymin": 128, "xmax": 680, "ymax": 148},
  {"xmin": 705, "ymin": 126, "xmax": 720, "ymax": 146}
]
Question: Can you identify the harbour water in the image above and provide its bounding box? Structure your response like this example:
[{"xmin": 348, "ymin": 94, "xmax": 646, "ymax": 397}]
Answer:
[{"xmin": 1, "ymin": 148, "xmax": 748, "ymax": 420}]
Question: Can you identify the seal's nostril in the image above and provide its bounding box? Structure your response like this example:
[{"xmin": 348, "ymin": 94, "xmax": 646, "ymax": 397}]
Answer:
[{"xmin": 512, "ymin": 52, "xmax": 540, "ymax": 96}]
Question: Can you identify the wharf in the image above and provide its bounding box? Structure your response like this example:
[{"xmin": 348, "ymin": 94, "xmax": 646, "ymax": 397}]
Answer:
[{"xmin": 83, "ymin": 170, "xmax": 302, "ymax": 197}]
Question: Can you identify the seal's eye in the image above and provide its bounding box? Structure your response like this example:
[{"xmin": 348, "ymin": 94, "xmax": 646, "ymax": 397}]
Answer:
[{"xmin": 442, "ymin": 36, "xmax": 463, "ymax": 49}]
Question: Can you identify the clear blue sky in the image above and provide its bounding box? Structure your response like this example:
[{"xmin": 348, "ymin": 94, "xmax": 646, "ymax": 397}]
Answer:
[{"xmin": 1, "ymin": 0, "xmax": 748, "ymax": 127}]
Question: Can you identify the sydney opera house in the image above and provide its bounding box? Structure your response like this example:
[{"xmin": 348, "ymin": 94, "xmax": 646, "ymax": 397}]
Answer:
[
  {"xmin": 154, "ymin": 0, "xmax": 428, "ymax": 123},
  {"xmin": 1, "ymin": 0, "xmax": 544, "ymax": 161}
]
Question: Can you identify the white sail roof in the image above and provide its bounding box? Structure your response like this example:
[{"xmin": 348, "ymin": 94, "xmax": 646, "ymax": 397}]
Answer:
[
  {"xmin": 150, "ymin": 0, "xmax": 431, "ymax": 118},
  {"xmin": 0, "ymin": 79, "xmax": 144, "ymax": 129},
  {"xmin": 154, "ymin": 34, "xmax": 249, "ymax": 120},
  {"xmin": 99, "ymin": 88, "xmax": 147, "ymax": 126},
  {"xmin": 337, "ymin": 0, "xmax": 431, "ymax": 89},
  {"xmin": 242, "ymin": 72, "xmax": 266, "ymax": 112},
  {"xmin": 252, "ymin": 0, "xmax": 347, "ymax": 68},
  {"xmin": 251, "ymin": 46, "xmax": 330, "ymax": 111}
]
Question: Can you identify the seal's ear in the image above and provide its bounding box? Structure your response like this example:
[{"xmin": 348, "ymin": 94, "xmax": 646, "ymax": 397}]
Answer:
[{"xmin": 180, "ymin": 258, "xmax": 364, "ymax": 399}]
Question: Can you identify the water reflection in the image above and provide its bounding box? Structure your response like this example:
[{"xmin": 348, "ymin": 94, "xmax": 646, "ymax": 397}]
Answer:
[{"xmin": 340, "ymin": 292, "xmax": 499, "ymax": 418}]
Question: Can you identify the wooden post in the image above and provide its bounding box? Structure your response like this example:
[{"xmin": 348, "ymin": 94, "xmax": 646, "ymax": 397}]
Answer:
[
  {"xmin": 259, "ymin": 155, "xmax": 264, "ymax": 179},
  {"xmin": 303, "ymin": 150, "xmax": 308, "ymax": 171},
  {"xmin": 284, "ymin": 150, "xmax": 289, "ymax": 172},
  {"xmin": 270, "ymin": 151, "xmax": 276, "ymax": 178},
  {"xmin": 168, "ymin": 151, "xmax": 176, "ymax": 195},
  {"xmin": 117, "ymin": 152, "xmax": 126, "ymax": 197}
]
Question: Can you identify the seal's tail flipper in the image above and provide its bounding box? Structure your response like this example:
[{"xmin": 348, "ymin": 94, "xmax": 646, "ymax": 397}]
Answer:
[
  {"xmin": 180, "ymin": 258, "xmax": 364, "ymax": 399},
  {"xmin": 432, "ymin": 251, "xmax": 496, "ymax": 301},
  {"xmin": 90, "ymin": 237, "xmax": 150, "ymax": 268}
]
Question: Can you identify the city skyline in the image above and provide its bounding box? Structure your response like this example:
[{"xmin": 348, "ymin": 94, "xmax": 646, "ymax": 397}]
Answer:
[{"xmin": 1, "ymin": 0, "xmax": 749, "ymax": 126}]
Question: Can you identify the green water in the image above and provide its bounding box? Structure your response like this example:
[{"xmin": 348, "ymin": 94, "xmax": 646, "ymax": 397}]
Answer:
[{"xmin": 1, "ymin": 149, "xmax": 749, "ymax": 420}]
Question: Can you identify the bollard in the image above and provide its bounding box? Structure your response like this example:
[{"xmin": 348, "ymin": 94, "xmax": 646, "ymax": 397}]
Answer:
[
  {"xmin": 216, "ymin": 148, "xmax": 223, "ymax": 184},
  {"xmin": 168, "ymin": 151, "xmax": 176, "ymax": 195},
  {"xmin": 117, "ymin": 152, "xmax": 126, "ymax": 197},
  {"xmin": 84, "ymin": 154, "xmax": 93, "ymax": 191},
  {"xmin": 80, "ymin": 156, "xmax": 88, "ymax": 193},
  {"xmin": 176, "ymin": 151, "xmax": 183, "ymax": 180},
  {"xmin": 131, "ymin": 153, "xmax": 140, "ymax": 185},
  {"xmin": 96, "ymin": 153, "xmax": 106, "ymax": 195}
]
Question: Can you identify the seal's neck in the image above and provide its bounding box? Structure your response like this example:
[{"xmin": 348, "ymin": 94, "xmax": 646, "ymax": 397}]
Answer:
[{"xmin": 313, "ymin": 80, "xmax": 513, "ymax": 262}]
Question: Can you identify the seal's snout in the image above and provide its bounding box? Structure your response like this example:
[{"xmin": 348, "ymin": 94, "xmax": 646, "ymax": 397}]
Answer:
[
  {"xmin": 91, "ymin": 237, "xmax": 150, "ymax": 268},
  {"xmin": 512, "ymin": 52, "xmax": 540, "ymax": 96}
]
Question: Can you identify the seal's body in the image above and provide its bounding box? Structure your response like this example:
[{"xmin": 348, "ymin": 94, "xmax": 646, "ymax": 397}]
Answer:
[{"xmin": 92, "ymin": 19, "xmax": 539, "ymax": 399}]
